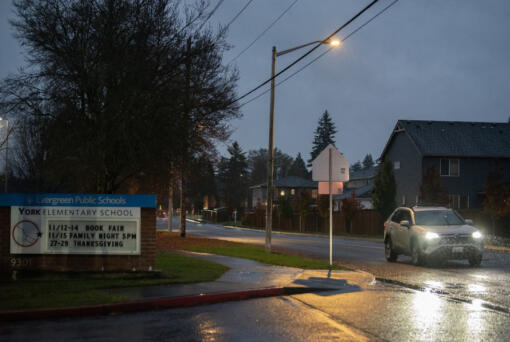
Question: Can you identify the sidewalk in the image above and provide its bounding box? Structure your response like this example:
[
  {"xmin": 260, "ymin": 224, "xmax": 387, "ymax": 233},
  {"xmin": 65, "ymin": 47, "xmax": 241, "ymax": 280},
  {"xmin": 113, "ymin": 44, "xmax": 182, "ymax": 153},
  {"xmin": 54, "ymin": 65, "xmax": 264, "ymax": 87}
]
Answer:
[
  {"xmin": 0, "ymin": 251, "xmax": 374, "ymax": 321},
  {"xmin": 108, "ymin": 251, "xmax": 374, "ymax": 301}
]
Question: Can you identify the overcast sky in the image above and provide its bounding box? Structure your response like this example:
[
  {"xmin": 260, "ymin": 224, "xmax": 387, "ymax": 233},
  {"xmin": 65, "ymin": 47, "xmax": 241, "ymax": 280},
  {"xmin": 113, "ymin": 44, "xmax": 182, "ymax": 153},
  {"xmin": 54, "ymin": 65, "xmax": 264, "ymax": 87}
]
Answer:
[{"xmin": 1, "ymin": 0, "xmax": 510, "ymax": 166}]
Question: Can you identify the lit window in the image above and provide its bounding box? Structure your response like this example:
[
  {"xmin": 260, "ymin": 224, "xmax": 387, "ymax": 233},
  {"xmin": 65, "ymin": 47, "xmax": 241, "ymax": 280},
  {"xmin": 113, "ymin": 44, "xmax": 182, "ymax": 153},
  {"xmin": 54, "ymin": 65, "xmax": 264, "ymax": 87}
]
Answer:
[
  {"xmin": 280, "ymin": 190, "xmax": 285, "ymax": 197},
  {"xmin": 394, "ymin": 161, "xmax": 400, "ymax": 170},
  {"xmin": 312, "ymin": 189, "xmax": 318, "ymax": 199},
  {"xmin": 291, "ymin": 189, "xmax": 295, "ymax": 195}
]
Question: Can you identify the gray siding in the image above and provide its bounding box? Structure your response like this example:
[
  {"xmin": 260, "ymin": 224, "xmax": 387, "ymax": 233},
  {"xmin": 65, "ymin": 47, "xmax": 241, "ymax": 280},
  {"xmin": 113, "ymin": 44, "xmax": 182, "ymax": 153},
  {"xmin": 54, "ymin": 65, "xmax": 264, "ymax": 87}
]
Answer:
[
  {"xmin": 422, "ymin": 157, "xmax": 510, "ymax": 208},
  {"xmin": 385, "ymin": 132, "xmax": 422, "ymax": 206}
]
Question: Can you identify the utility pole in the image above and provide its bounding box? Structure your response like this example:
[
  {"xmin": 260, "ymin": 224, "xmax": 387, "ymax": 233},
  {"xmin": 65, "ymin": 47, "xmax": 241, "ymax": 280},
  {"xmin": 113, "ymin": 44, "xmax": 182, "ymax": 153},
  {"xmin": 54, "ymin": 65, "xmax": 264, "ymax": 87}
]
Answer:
[
  {"xmin": 168, "ymin": 165, "xmax": 174, "ymax": 232},
  {"xmin": 265, "ymin": 46, "xmax": 276, "ymax": 253}
]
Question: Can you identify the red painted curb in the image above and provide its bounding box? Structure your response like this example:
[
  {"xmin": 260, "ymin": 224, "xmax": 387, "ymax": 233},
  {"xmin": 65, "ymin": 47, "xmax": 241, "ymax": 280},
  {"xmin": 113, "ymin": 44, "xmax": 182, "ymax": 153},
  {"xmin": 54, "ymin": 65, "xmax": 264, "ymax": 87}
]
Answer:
[{"xmin": 0, "ymin": 287, "xmax": 287, "ymax": 322}]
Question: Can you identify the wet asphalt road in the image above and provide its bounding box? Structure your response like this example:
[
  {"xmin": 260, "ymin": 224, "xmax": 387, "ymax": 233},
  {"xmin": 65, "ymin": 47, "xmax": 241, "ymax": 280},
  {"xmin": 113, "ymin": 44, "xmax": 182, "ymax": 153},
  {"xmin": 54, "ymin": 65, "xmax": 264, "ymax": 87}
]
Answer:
[
  {"xmin": 162, "ymin": 219, "xmax": 510, "ymax": 313},
  {"xmin": 3, "ymin": 281, "xmax": 510, "ymax": 341},
  {"xmin": 2, "ymin": 219, "xmax": 509, "ymax": 342}
]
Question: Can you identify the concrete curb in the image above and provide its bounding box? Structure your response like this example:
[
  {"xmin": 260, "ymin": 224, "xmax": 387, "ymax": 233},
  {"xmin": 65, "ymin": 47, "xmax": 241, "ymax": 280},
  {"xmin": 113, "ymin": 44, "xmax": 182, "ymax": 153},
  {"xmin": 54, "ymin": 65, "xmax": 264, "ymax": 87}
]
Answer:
[
  {"xmin": 0, "ymin": 287, "xmax": 327, "ymax": 322},
  {"xmin": 485, "ymin": 245, "xmax": 510, "ymax": 253}
]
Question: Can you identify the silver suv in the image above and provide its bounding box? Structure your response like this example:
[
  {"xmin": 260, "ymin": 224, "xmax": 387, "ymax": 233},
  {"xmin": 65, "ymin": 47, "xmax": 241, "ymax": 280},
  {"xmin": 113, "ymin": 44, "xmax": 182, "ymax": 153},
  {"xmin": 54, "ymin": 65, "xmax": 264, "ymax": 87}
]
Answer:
[{"xmin": 384, "ymin": 206, "xmax": 484, "ymax": 266}]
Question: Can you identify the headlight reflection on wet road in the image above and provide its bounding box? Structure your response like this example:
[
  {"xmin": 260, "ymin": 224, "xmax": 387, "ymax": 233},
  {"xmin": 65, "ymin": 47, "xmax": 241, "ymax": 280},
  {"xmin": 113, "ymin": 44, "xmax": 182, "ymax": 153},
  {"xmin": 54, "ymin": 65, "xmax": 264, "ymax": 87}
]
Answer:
[{"xmin": 412, "ymin": 288, "xmax": 444, "ymax": 341}]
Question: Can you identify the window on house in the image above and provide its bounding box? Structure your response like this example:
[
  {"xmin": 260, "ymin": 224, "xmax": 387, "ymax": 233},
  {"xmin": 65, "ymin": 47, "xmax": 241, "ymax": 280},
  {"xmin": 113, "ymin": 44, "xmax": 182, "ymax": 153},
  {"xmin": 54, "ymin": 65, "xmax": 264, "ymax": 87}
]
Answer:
[
  {"xmin": 291, "ymin": 188, "xmax": 295, "ymax": 195},
  {"xmin": 440, "ymin": 159, "xmax": 460, "ymax": 176},
  {"xmin": 311, "ymin": 189, "xmax": 317, "ymax": 199},
  {"xmin": 394, "ymin": 161, "xmax": 400, "ymax": 170}
]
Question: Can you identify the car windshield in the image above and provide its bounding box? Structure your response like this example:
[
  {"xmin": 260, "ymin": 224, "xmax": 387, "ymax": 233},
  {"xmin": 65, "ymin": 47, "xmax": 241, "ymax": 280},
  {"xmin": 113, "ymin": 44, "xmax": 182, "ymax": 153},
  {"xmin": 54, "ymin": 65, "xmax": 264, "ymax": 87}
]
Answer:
[{"xmin": 413, "ymin": 210, "xmax": 465, "ymax": 226}]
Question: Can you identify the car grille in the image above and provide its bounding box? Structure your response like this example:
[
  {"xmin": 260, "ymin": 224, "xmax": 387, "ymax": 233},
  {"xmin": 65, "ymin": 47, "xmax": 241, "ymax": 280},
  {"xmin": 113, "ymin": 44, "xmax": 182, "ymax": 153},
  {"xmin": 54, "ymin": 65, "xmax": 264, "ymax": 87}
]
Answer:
[{"xmin": 439, "ymin": 234, "xmax": 473, "ymax": 245}]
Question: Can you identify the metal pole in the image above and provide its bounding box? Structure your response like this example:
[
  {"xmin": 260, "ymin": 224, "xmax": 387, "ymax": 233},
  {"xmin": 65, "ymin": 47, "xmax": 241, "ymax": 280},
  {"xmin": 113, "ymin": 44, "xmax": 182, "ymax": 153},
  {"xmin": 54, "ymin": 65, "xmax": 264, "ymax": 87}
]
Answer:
[
  {"xmin": 265, "ymin": 46, "xmax": 277, "ymax": 253},
  {"xmin": 329, "ymin": 147, "xmax": 333, "ymax": 266},
  {"xmin": 168, "ymin": 171, "xmax": 173, "ymax": 232},
  {"xmin": 4, "ymin": 119, "xmax": 7, "ymax": 193}
]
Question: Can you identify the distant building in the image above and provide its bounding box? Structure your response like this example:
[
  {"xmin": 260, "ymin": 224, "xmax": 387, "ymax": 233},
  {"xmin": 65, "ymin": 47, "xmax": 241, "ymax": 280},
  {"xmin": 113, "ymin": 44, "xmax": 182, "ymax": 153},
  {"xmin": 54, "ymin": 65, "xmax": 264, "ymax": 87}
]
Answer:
[
  {"xmin": 334, "ymin": 166, "xmax": 377, "ymax": 209},
  {"xmin": 250, "ymin": 176, "xmax": 317, "ymax": 208},
  {"xmin": 379, "ymin": 120, "xmax": 510, "ymax": 209}
]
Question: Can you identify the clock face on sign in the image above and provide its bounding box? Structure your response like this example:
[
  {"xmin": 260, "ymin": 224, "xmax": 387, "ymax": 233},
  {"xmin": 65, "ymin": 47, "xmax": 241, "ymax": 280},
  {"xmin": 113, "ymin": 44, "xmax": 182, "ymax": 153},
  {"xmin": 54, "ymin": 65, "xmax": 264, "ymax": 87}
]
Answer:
[{"xmin": 12, "ymin": 220, "xmax": 42, "ymax": 247}]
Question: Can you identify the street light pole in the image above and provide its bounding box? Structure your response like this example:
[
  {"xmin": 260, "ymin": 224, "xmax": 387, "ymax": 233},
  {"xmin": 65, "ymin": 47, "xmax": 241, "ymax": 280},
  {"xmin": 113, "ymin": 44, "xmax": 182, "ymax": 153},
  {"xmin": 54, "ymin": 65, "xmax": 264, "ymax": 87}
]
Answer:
[{"xmin": 265, "ymin": 39, "xmax": 340, "ymax": 253}]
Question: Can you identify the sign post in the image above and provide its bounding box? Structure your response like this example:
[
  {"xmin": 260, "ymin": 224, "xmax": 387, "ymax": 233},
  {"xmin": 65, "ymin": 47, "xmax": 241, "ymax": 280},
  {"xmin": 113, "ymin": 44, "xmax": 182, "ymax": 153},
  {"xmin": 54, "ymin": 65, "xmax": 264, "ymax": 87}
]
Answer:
[{"xmin": 312, "ymin": 144, "xmax": 349, "ymax": 267}]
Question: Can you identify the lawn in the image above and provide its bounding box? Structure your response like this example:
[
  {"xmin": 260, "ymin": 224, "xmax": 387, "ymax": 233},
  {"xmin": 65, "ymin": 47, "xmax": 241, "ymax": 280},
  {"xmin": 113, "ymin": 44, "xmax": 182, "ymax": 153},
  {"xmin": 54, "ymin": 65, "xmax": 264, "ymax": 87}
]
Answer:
[
  {"xmin": 0, "ymin": 253, "xmax": 228, "ymax": 311},
  {"xmin": 157, "ymin": 231, "xmax": 348, "ymax": 270}
]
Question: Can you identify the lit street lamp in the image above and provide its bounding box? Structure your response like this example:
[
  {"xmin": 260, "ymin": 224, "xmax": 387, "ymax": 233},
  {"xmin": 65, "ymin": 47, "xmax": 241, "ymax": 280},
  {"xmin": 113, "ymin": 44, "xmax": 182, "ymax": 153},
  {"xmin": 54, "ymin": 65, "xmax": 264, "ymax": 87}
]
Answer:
[
  {"xmin": 265, "ymin": 39, "xmax": 340, "ymax": 253},
  {"xmin": 0, "ymin": 117, "xmax": 8, "ymax": 193}
]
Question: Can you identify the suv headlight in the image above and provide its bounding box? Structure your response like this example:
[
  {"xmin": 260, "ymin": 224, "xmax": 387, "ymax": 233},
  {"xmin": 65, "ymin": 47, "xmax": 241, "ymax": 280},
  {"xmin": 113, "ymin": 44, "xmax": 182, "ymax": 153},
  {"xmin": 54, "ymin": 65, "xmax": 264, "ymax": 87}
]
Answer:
[
  {"xmin": 425, "ymin": 232, "xmax": 440, "ymax": 240},
  {"xmin": 472, "ymin": 231, "xmax": 482, "ymax": 239}
]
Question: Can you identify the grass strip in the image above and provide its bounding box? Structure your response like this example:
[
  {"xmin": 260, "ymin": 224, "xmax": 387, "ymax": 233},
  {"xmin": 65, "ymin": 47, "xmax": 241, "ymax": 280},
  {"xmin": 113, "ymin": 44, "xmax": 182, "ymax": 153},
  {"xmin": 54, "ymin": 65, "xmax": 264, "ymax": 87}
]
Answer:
[
  {"xmin": 0, "ymin": 253, "xmax": 228, "ymax": 311},
  {"xmin": 157, "ymin": 232, "xmax": 348, "ymax": 270}
]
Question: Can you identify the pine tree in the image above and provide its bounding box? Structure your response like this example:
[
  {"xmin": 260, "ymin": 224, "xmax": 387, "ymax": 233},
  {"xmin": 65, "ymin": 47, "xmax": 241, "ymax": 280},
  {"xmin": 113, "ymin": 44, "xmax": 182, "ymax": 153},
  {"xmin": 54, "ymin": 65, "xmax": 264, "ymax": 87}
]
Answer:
[
  {"xmin": 362, "ymin": 154, "xmax": 375, "ymax": 170},
  {"xmin": 308, "ymin": 110, "xmax": 337, "ymax": 166},
  {"xmin": 218, "ymin": 142, "xmax": 249, "ymax": 211},
  {"xmin": 372, "ymin": 158, "xmax": 397, "ymax": 221},
  {"xmin": 289, "ymin": 153, "xmax": 309, "ymax": 179},
  {"xmin": 350, "ymin": 161, "xmax": 362, "ymax": 172}
]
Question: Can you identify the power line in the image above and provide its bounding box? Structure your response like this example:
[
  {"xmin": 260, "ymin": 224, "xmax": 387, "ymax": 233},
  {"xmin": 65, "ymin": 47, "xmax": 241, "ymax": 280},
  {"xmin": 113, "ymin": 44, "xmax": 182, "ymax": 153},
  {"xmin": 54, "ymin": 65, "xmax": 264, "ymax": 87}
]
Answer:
[
  {"xmin": 231, "ymin": 0, "xmax": 380, "ymax": 106},
  {"xmin": 239, "ymin": 0, "xmax": 400, "ymax": 108},
  {"xmin": 226, "ymin": 0, "xmax": 254, "ymax": 29},
  {"xmin": 197, "ymin": 0, "xmax": 225, "ymax": 31},
  {"xmin": 228, "ymin": 0, "xmax": 299, "ymax": 64}
]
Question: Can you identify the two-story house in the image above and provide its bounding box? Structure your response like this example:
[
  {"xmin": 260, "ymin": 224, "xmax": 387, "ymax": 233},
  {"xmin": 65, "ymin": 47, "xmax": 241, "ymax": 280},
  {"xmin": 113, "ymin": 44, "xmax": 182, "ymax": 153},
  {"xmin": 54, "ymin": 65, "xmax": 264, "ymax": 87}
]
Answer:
[
  {"xmin": 250, "ymin": 176, "xmax": 317, "ymax": 208},
  {"xmin": 379, "ymin": 120, "xmax": 510, "ymax": 209}
]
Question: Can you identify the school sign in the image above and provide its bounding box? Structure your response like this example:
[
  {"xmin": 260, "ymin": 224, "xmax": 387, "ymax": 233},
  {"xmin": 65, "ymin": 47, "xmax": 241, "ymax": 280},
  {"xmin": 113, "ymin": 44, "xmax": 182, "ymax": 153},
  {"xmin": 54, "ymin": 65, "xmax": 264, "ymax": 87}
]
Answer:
[{"xmin": 0, "ymin": 193, "xmax": 157, "ymax": 273}]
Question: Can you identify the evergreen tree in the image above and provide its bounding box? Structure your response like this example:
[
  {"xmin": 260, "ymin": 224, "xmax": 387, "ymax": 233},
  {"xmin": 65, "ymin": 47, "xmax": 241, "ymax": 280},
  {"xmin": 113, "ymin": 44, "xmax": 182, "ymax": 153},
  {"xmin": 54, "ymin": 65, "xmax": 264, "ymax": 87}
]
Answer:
[
  {"xmin": 218, "ymin": 142, "xmax": 249, "ymax": 211},
  {"xmin": 362, "ymin": 154, "xmax": 375, "ymax": 170},
  {"xmin": 372, "ymin": 158, "xmax": 397, "ymax": 221},
  {"xmin": 482, "ymin": 167, "xmax": 510, "ymax": 234},
  {"xmin": 350, "ymin": 161, "xmax": 362, "ymax": 172},
  {"xmin": 247, "ymin": 148, "xmax": 294, "ymax": 185},
  {"xmin": 289, "ymin": 153, "xmax": 309, "ymax": 179},
  {"xmin": 308, "ymin": 110, "xmax": 337, "ymax": 166}
]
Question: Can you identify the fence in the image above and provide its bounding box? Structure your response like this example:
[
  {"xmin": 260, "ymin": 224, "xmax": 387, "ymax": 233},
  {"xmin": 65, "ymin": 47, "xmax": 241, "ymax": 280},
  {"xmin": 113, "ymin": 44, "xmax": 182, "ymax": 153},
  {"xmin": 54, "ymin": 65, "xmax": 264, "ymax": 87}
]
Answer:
[{"xmin": 241, "ymin": 209, "xmax": 384, "ymax": 236}]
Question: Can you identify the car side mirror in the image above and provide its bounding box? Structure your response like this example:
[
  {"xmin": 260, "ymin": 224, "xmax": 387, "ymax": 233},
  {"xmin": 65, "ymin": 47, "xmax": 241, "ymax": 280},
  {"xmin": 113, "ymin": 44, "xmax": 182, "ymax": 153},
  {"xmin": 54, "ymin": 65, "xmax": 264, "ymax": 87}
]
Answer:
[
  {"xmin": 465, "ymin": 219, "xmax": 473, "ymax": 225},
  {"xmin": 400, "ymin": 220, "xmax": 410, "ymax": 227}
]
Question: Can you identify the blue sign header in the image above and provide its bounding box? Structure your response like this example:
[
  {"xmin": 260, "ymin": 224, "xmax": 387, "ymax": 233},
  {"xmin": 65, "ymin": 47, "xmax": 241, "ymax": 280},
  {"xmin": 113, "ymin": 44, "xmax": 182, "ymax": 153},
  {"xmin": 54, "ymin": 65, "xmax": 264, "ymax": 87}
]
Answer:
[{"xmin": 0, "ymin": 193, "xmax": 156, "ymax": 208}]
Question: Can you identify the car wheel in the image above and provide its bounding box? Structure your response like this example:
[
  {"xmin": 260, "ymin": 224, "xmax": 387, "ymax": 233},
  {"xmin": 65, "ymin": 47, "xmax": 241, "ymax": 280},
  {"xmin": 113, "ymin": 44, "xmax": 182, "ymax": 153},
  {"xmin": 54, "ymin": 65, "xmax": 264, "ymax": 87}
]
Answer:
[
  {"xmin": 385, "ymin": 238, "xmax": 398, "ymax": 262},
  {"xmin": 469, "ymin": 254, "xmax": 482, "ymax": 267},
  {"xmin": 411, "ymin": 241, "xmax": 425, "ymax": 266}
]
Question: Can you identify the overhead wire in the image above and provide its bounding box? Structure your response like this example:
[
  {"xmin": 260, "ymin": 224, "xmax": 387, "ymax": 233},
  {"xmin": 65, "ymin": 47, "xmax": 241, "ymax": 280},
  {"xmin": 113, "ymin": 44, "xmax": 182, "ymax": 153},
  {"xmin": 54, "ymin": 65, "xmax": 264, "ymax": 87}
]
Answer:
[
  {"xmin": 228, "ymin": 0, "xmax": 299, "ymax": 64},
  {"xmin": 239, "ymin": 0, "xmax": 400, "ymax": 108},
  {"xmin": 230, "ymin": 0, "xmax": 380, "ymax": 106},
  {"xmin": 225, "ymin": 0, "xmax": 255, "ymax": 29},
  {"xmin": 197, "ymin": 0, "xmax": 226, "ymax": 31}
]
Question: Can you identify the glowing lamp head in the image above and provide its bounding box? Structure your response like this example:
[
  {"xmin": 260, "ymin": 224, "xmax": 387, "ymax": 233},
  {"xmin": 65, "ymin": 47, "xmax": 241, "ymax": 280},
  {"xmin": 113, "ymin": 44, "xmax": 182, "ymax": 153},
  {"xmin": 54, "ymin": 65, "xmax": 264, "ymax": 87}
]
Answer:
[{"xmin": 329, "ymin": 39, "xmax": 341, "ymax": 47}]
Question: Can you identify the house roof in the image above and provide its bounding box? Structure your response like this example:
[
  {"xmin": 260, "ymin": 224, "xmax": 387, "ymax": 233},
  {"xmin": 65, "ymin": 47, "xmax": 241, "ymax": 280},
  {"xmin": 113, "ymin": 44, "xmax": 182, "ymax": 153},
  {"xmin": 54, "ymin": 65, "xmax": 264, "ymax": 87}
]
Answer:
[
  {"xmin": 251, "ymin": 176, "xmax": 317, "ymax": 189},
  {"xmin": 333, "ymin": 180, "xmax": 374, "ymax": 200},
  {"xmin": 380, "ymin": 120, "xmax": 510, "ymax": 159},
  {"xmin": 349, "ymin": 166, "xmax": 377, "ymax": 181}
]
